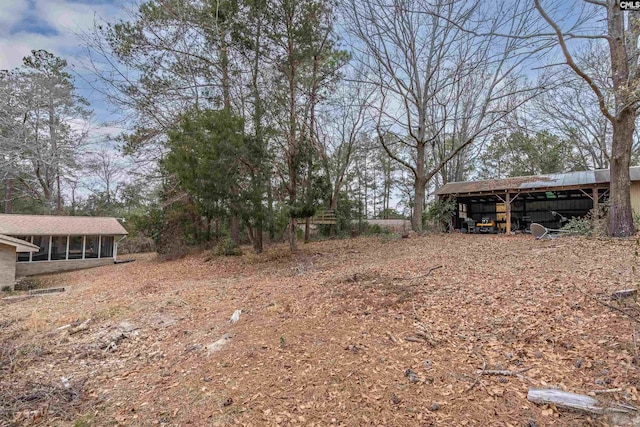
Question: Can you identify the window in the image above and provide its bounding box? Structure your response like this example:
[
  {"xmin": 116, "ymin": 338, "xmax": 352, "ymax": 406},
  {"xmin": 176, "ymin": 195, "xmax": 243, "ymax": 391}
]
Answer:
[
  {"xmin": 16, "ymin": 236, "xmax": 32, "ymax": 262},
  {"xmin": 32, "ymin": 236, "xmax": 50, "ymax": 261},
  {"xmin": 68, "ymin": 236, "xmax": 83, "ymax": 260},
  {"xmin": 100, "ymin": 236, "xmax": 114, "ymax": 258},
  {"xmin": 85, "ymin": 236, "xmax": 99, "ymax": 258},
  {"xmin": 51, "ymin": 236, "xmax": 68, "ymax": 260}
]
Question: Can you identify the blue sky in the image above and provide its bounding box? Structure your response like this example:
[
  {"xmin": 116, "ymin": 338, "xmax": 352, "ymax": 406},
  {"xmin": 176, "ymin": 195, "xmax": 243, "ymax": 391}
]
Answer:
[
  {"xmin": 0, "ymin": 0, "xmax": 122, "ymax": 70},
  {"xmin": 0, "ymin": 0, "xmax": 125, "ymax": 129}
]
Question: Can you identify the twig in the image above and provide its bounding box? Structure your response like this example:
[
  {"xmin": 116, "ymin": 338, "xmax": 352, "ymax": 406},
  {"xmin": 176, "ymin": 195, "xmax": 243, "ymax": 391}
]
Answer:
[
  {"xmin": 479, "ymin": 367, "xmax": 534, "ymax": 377},
  {"xmin": 394, "ymin": 265, "xmax": 442, "ymax": 281},
  {"xmin": 386, "ymin": 332, "xmax": 398, "ymax": 344},
  {"xmin": 591, "ymin": 388, "xmax": 622, "ymax": 395},
  {"xmin": 463, "ymin": 354, "xmax": 487, "ymax": 394},
  {"xmin": 587, "ymin": 294, "xmax": 640, "ymax": 325}
]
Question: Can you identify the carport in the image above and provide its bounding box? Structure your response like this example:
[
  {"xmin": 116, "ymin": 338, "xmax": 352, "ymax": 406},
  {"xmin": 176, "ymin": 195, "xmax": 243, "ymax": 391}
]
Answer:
[{"xmin": 435, "ymin": 168, "xmax": 640, "ymax": 233}]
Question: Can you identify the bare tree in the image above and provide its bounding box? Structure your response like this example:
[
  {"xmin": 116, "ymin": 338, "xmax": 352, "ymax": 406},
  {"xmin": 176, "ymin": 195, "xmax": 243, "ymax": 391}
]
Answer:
[
  {"xmin": 342, "ymin": 0, "xmax": 546, "ymax": 231},
  {"xmin": 317, "ymin": 76, "xmax": 374, "ymax": 235},
  {"xmin": 533, "ymin": 0, "xmax": 638, "ymax": 236},
  {"xmin": 84, "ymin": 147, "xmax": 127, "ymax": 203}
]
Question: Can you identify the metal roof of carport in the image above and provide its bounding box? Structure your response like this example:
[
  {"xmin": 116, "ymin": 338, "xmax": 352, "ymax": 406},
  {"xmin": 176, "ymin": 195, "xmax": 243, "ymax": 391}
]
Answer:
[{"xmin": 435, "ymin": 167, "xmax": 640, "ymax": 196}]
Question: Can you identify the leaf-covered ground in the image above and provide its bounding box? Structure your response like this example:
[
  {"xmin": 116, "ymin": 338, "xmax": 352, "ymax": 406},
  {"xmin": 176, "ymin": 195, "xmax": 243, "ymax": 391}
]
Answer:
[{"xmin": 2, "ymin": 234, "xmax": 640, "ymax": 426}]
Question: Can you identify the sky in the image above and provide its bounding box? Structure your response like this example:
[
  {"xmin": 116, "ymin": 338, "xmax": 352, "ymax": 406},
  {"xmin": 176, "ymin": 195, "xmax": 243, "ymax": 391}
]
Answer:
[
  {"xmin": 0, "ymin": 0, "xmax": 123, "ymax": 70},
  {"xmin": 0, "ymin": 0, "xmax": 125, "ymax": 127},
  {"xmin": 0, "ymin": 0, "xmax": 134, "ymax": 194}
]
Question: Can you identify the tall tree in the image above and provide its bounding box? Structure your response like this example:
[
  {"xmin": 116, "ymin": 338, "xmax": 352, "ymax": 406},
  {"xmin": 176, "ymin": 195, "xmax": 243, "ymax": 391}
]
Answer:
[
  {"xmin": 477, "ymin": 131, "xmax": 572, "ymax": 179},
  {"xmin": 266, "ymin": 0, "xmax": 346, "ymax": 250},
  {"xmin": 343, "ymin": 0, "xmax": 546, "ymax": 231},
  {"xmin": 317, "ymin": 76, "xmax": 373, "ymax": 236},
  {"xmin": 533, "ymin": 0, "xmax": 638, "ymax": 236},
  {"xmin": 0, "ymin": 50, "xmax": 90, "ymax": 213}
]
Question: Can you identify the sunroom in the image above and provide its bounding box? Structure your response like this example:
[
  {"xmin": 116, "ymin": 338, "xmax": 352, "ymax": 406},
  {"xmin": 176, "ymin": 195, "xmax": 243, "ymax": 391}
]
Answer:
[{"xmin": 0, "ymin": 214, "xmax": 128, "ymax": 289}]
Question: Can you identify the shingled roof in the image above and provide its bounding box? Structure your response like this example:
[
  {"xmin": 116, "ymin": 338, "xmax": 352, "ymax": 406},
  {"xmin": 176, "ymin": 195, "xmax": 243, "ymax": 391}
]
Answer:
[
  {"xmin": 0, "ymin": 214, "xmax": 128, "ymax": 236},
  {"xmin": 0, "ymin": 234, "xmax": 39, "ymax": 252}
]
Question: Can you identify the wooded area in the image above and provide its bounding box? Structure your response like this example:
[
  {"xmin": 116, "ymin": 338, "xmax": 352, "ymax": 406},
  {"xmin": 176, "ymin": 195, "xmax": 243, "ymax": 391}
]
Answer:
[{"xmin": 2, "ymin": 0, "xmax": 640, "ymax": 251}]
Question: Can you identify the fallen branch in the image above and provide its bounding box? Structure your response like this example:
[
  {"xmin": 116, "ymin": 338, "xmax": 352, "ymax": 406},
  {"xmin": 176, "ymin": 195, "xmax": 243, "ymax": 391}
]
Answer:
[
  {"xmin": 572, "ymin": 283, "xmax": 640, "ymax": 325},
  {"xmin": 591, "ymin": 388, "xmax": 623, "ymax": 395},
  {"xmin": 528, "ymin": 388, "xmax": 639, "ymax": 415},
  {"xmin": 479, "ymin": 367, "xmax": 533, "ymax": 377},
  {"xmin": 611, "ymin": 289, "xmax": 637, "ymax": 301},
  {"xmin": 68, "ymin": 319, "xmax": 91, "ymax": 335},
  {"xmin": 394, "ymin": 265, "xmax": 442, "ymax": 281},
  {"xmin": 588, "ymin": 294, "xmax": 640, "ymax": 325}
]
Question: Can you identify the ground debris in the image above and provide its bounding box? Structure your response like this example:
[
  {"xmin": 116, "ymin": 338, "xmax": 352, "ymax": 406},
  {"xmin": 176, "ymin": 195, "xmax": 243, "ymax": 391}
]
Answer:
[{"xmin": 2, "ymin": 237, "xmax": 640, "ymax": 425}]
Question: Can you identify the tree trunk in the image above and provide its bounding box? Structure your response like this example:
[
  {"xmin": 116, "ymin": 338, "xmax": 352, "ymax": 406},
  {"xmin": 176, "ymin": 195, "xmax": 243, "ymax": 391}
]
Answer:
[
  {"xmin": 412, "ymin": 176, "xmax": 426, "ymax": 231},
  {"xmin": 412, "ymin": 142, "xmax": 426, "ymax": 231},
  {"xmin": 267, "ymin": 180, "xmax": 275, "ymax": 240},
  {"xmin": 4, "ymin": 178, "xmax": 12, "ymax": 214},
  {"xmin": 329, "ymin": 194, "xmax": 338, "ymax": 237},
  {"xmin": 230, "ymin": 216, "xmax": 240, "ymax": 245},
  {"xmin": 304, "ymin": 217, "xmax": 311, "ymax": 243},
  {"xmin": 56, "ymin": 175, "xmax": 62, "ymax": 213},
  {"xmin": 253, "ymin": 223, "xmax": 263, "ymax": 254},
  {"xmin": 289, "ymin": 217, "xmax": 297, "ymax": 251},
  {"xmin": 609, "ymin": 111, "xmax": 636, "ymax": 237}
]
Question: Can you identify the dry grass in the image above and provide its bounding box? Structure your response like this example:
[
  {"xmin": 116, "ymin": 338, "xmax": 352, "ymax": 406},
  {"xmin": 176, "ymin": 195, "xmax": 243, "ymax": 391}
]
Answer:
[{"xmin": 1, "ymin": 235, "xmax": 640, "ymax": 426}]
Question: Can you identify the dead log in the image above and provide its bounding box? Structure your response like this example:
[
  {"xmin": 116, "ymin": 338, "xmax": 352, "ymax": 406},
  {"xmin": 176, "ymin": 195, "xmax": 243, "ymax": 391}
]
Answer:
[
  {"xmin": 68, "ymin": 319, "xmax": 90, "ymax": 335},
  {"xmin": 527, "ymin": 388, "xmax": 639, "ymax": 415}
]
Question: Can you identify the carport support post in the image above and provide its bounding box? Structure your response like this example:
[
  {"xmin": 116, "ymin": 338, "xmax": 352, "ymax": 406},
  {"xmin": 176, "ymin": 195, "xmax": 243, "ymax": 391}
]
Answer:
[
  {"xmin": 592, "ymin": 187, "xmax": 599, "ymax": 217},
  {"xmin": 505, "ymin": 193, "xmax": 511, "ymax": 235}
]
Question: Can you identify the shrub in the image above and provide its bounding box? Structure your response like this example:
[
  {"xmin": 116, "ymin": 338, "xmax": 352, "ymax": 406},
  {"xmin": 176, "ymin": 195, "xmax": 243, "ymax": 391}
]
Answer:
[
  {"xmin": 118, "ymin": 235, "xmax": 156, "ymax": 254},
  {"xmin": 562, "ymin": 216, "xmax": 593, "ymax": 235},
  {"xmin": 423, "ymin": 199, "xmax": 456, "ymax": 232},
  {"xmin": 14, "ymin": 277, "xmax": 42, "ymax": 291},
  {"xmin": 561, "ymin": 206, "xmax": 609, "ymax": 237},
  {"xmin": 213, "ymin": 238, "xmax": 243, "ymax": 256},
  {"xmin": 360, "ymin": 222, "xmax": 392, "ymax": 236}
]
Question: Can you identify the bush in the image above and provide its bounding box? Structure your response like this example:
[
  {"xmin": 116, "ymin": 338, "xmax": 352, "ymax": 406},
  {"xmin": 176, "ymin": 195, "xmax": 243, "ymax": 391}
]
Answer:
[
  {"xmin": 213, "ymin": 238, "xmax": 243, "ymax": 256},
  {"xmin": 359, "ymin": 222, "xmax": 392, "ymax": 236},
  {"xmin": 14, "ymin": 277, "xmax": 42, "ymax": 291},
  {"xmin": 561, "ymin": 206, "xmax": 608, "ymax": 237},
  {"xmin": 118, "ymin": 235, "xmax": 156, "ymax": 254},
  {"xmin": 562, "ymin": 216, "xmax": 593, "ymax": 235},
  {"xmin": 423, "ymin": 199, "xmax": 456, "ymax": 232}
]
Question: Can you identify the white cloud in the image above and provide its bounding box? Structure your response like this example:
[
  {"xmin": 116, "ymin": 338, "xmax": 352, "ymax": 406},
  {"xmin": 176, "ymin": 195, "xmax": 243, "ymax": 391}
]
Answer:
[
  {"xmin": 0, "ymin": 31, "xmax": 73, "ymax": 69},
  {"xmin": 0, "ymin": 0, "xmax": 29, "ymax": 32},
  {"xmin": 0, "ymin": 0, "xmax": 123, "ymax": 70},
  {"xmin": 35, "ymin": 0, "xmax": 118, "ymax": 35}
]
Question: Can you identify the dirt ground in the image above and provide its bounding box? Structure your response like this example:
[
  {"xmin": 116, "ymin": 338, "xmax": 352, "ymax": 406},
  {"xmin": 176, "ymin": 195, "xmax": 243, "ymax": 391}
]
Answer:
[{"xmin": 2, "ymin": 234, "xmax": 640, "ymax": 426}]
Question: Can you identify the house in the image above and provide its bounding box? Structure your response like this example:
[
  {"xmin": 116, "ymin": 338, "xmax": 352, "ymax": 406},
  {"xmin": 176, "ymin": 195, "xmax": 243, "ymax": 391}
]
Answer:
[
  {"xmin": 436, "ymin": 167, "xmax": 640, "ymax": 233},
  {"xmin": 0, "ymin": 214, "xmax": 128, "ymax": 290}
]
